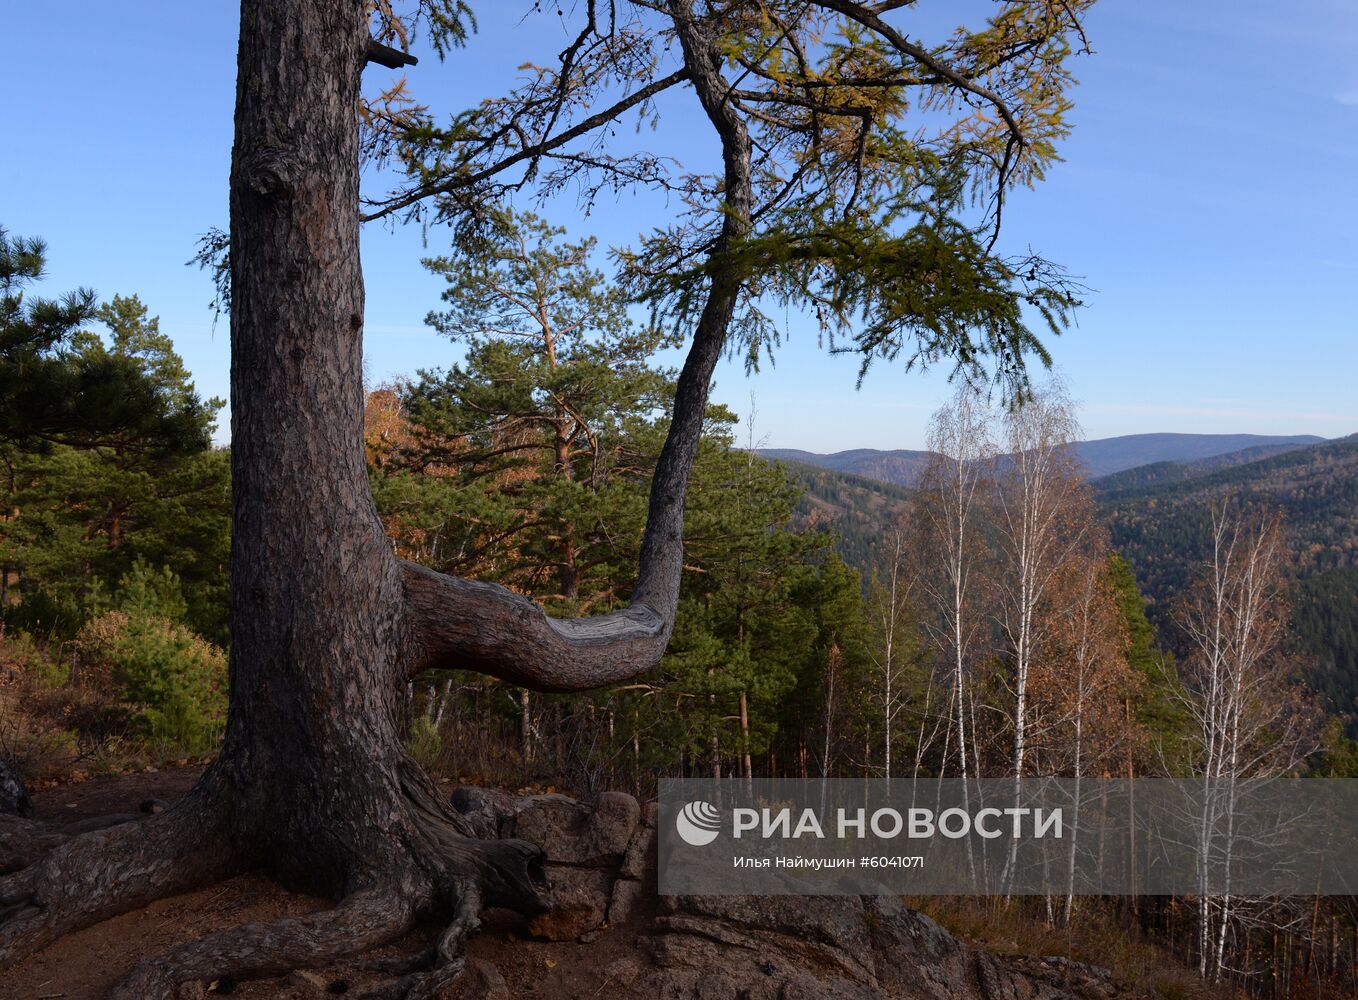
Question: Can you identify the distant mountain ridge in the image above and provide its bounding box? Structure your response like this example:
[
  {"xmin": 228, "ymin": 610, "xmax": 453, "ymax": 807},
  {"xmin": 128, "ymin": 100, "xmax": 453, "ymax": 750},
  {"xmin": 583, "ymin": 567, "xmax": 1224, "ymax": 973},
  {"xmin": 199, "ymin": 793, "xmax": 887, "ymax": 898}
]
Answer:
[
  {"xmin": 758, "ymin": 447, "xmax": 932, "ymax": 487},
  {"xmin": 1076, "ymin": 433, "xmax": 1326, "ymax": 479},
  {"xmin": 758, "ymin": 433, "xmax": 1326, "ymax": 486}
]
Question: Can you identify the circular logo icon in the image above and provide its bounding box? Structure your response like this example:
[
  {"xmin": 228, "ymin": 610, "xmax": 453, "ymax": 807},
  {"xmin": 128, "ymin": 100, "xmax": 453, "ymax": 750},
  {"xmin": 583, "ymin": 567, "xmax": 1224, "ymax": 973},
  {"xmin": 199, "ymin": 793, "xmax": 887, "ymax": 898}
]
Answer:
[{"xmin": 675, "ymin": 800, "xmax": 721, "ymax": 847}]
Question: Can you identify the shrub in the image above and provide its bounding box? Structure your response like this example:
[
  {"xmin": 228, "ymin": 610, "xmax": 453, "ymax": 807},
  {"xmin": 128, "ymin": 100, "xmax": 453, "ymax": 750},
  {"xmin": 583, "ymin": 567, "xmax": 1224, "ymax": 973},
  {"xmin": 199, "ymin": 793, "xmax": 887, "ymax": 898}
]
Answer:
[
  {"xmin": 2, "ymin": 587, "xmax": 82, "ymax": 640},
  {"xmin": 406, "ymin": 714, "xmax": 444, "ymax": 772},
  {"xmin": 112, "ymin": 560, "xmax": 189, "ymax": 622},
  {"xmin": 0, "ymin": 628, "xmax": 80, "ymax": 780},
  {"xmin": 75, "ymin": 612, "xmax": 226, "ymax": 754}
]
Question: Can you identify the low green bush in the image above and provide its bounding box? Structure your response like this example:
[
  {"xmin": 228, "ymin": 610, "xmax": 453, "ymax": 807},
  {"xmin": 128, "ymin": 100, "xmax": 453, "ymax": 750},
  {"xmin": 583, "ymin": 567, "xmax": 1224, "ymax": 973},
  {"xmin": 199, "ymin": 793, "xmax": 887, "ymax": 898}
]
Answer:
[
  {"xmin": 405, "ymin": 714, "xmax": 443, "ymax": 771},
  {"xmin": 76, "ymin": 611, "xmax": 226, "ymax": 754}
]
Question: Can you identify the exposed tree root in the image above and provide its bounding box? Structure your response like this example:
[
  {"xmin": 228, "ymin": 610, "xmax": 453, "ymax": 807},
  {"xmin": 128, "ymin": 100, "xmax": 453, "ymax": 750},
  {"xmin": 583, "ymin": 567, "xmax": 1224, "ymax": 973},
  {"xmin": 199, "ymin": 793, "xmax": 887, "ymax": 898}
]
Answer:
[
  {"xmin": 354, "ymin": 779, "xmax": 550, "ymax": 999},
  {"xmin": 358, "ymin": 888, "xmax": 481, "ymax": 1000},
  {"xmin": 0, "ymin": 814, "xmax": 68, "ymax": 876},
  {"xmin": 1, "ymin": 798, "xmax": 178, "ymax": 875},
  {"xmin": 0, "ymin": 783, "xmax": 238, "ymax": 969},
  {"xmin": 92, "ymin": 820, "xmax": 547, "ymax": 999},
  {"xmin": 106, "ymin": 887, "xmax": 418, "ymax": 1000},
  {"xmin": 1, "ymin": 762, "xmax": 550, "ymax": 1000},
  {"xmin": 56, "ymin": 797, "xmax": 173, "ymax": 838}
]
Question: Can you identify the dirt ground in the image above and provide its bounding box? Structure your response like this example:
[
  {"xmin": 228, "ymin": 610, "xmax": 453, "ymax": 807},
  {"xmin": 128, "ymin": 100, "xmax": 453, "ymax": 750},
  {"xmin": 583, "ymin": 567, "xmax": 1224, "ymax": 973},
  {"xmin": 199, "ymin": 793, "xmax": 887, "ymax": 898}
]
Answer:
[{"xmin": 0, "ymin": 769, "xmax": 649, "ymax": 999}]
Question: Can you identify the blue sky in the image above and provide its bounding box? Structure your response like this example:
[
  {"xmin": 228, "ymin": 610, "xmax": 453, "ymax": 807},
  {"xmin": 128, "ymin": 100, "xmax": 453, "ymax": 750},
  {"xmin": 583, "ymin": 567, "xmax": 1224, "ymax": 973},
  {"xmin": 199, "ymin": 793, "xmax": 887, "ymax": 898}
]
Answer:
[{"xmin": 4, "ymin": 1, "xmax": 1355, "ymax": 450}]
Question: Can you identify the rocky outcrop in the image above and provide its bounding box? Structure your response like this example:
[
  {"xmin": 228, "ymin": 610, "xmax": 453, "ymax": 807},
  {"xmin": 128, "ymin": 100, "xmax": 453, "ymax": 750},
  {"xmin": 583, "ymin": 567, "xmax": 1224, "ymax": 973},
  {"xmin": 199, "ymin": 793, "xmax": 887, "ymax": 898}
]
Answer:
[
  {"xmin": 449, "ymin": 786, "xmax": 1133, "ymax": 1000},
  {"xmin": 452, "ymin": 785, "xmax": 650, "ymax": 942}
]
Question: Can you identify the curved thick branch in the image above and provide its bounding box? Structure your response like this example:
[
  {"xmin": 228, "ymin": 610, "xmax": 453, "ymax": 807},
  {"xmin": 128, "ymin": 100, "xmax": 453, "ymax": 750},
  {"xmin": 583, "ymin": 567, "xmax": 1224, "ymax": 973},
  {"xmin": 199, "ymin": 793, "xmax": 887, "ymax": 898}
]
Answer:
[
  {"xmin": 401, "ymin": 0, "xmax": 752, "ymax": 695},
  {"xmin": 402, "ymin": 561, "xmax": 670, "ymax": 691}
]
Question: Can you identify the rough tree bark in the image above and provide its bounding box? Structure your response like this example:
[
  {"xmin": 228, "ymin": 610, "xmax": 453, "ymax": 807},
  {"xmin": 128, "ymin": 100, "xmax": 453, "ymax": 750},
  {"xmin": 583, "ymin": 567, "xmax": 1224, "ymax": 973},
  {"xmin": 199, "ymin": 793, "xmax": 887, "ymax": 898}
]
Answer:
[{"xmin": 0, "ymin": 1, "xmax": 750, "ymax": 996}]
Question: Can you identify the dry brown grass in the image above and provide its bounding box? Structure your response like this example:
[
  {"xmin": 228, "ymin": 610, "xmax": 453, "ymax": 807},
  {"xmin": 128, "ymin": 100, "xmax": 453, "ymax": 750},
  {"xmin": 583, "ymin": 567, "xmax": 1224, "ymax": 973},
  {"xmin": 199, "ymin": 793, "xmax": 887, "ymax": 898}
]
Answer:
[
  {"xmin": 0, "ymin": 627, "xmax": 210, "ymax": 790},
  {"xmin": 907, "ymin": 895, "xmax": 1242, "ymax": 1000}
]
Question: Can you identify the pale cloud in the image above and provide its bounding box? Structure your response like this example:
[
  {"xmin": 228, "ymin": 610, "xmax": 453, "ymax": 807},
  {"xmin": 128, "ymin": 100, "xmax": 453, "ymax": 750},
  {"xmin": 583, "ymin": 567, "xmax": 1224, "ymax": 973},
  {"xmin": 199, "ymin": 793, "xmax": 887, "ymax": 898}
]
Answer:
[{"xmin": 1335, "ymin": 89, "xmax": 1358, "ymax": 106}]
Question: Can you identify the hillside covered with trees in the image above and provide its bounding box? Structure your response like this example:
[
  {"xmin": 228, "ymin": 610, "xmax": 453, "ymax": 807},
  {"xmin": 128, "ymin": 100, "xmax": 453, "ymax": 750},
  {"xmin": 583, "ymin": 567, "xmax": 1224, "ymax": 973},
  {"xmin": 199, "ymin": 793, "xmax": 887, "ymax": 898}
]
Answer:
[
  {"xmin": 777, "ymin": 432, "xmax": 1358, "ymax": 730},
  {"xmin": 1097, "ymin": 436, "xmax": 1358, "ymax": 720}
]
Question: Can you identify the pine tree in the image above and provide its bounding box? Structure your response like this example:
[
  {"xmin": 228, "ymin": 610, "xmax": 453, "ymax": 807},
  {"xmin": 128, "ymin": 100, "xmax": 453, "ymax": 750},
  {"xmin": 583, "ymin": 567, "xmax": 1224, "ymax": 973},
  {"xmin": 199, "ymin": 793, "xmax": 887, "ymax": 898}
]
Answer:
[
  {"xmin": 0, "ymin": 295, "xmax": 228, "ymax": 640},
  {"xmin": 0, "ymin": 231, "xmax": 212, "ymax": 455}
]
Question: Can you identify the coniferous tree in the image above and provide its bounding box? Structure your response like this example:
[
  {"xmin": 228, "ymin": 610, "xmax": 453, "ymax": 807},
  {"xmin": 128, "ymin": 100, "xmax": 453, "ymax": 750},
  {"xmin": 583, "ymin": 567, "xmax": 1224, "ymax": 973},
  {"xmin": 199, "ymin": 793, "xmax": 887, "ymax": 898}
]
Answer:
[
  {"xmin": 1, "ymin": 294, "xmax": 228, "ymax": 641},
  {"xmin": 0, "ymin": 231, "xmax": 212, "ymax": 455},
  {"xmin": 0, "ymin": 3, "xmax": 1097, "ymax": 990}
]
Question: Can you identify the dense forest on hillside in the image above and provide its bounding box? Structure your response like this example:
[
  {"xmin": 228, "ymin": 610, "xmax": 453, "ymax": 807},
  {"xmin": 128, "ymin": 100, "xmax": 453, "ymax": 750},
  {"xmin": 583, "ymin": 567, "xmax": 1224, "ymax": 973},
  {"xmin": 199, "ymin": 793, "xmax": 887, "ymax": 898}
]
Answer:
[
  {"xmin": 1089, "ymin": 440, "xmax": 1322, "ymax": 492},
  {"xmin": 1098, "ymin": 436, "xmax": 1358, "ymax": 720},
  {"xmin": 781, "ymin": 435, "xmax": 1358, "ymax": 731},
  {"xmin": 781, "ymin": 461, "xmax": 912, "ymax": 584},
  {"xmin": 1100, "ymin": 436, "xmax": 1358, "ymax": 589},
  {"xmin": 1291, "ymin": 567, "xmax": 1358, "ymax": 719}
]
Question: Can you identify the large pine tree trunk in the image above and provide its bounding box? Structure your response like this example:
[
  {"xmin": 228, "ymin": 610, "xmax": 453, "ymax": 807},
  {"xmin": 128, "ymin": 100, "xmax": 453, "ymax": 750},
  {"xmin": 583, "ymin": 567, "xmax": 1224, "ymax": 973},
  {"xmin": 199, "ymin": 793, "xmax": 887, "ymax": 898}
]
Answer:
[
  {"xmin": 0, "ymin": 4, "xmax": 546, "ymax": 995},
  {"xmin": 225, "ymin": 0, "xmax": 417, "ymax": 894}
]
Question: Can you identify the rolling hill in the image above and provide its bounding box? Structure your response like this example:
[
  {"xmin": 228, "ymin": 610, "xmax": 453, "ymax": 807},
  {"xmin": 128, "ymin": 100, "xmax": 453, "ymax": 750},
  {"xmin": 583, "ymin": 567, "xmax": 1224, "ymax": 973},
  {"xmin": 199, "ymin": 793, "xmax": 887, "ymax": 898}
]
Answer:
[
  {"xmin": 1088, "ymin": 441, "xmax": 1323, "ymax": 493},
  {"xmin": 778, "ymin": 460, "xmax": 913, "ymax": 583},
  {"xmin": 758, "ymin": 447, "xmax": 932, "ymax": 487},
  {"xmin": 1074, "ymin": 432, "xmax": 1324, "ymax": 479},
  {"xmin": 759, "ymin": 433, "xmax": 1324, "ymax": 487},
  {"xmin": 1099, "ymin": 434, "xmax": 1358, "ymax": 599}
]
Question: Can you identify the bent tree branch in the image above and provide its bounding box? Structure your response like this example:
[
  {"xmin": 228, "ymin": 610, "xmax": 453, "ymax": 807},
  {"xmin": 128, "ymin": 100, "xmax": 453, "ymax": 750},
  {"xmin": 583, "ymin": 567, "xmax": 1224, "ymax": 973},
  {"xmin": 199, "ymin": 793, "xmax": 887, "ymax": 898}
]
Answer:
[{"xmin": 401, "ymin": 0, "xmax": 754, "ymax": 693}]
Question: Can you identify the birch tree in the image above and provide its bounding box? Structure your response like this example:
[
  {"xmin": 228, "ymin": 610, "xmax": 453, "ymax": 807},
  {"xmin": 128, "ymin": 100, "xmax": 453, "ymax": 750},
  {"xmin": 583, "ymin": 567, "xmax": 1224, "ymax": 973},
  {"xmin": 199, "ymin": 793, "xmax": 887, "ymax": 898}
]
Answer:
[
  {"xmin": 1037, "ymin": 551, "xmax": 1139, "ymax": 924},
  {"xmin": 912, "ymin": 388, "xmax": 996, "ymax": 784},
  {"xmin": 1175, "ymin": 506, "xmax": 1316, "ymax": 981},
  {"xmin": 992, "ymin": 383, "xmax": 1088, "ymax": 892},
  {"xmin": 994, "ymin": 384, "xmax": 1086, "ymax": 784},
  {"xmin": 866, "ymin": 522, "xmax": 921, "ymax": 778}
]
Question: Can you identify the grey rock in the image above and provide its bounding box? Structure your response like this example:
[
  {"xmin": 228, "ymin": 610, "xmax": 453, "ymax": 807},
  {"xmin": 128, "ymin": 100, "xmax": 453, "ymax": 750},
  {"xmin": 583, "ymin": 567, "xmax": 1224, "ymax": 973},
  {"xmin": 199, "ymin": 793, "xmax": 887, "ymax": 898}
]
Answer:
[
  {"xmin": 601, "ymin": 954, "xmax": 644, "ymax": 987},
  {"xmin": 441, "ymin": 787, "xmax": 1118, "ymax": 999},
  {"xmin": 512, "ymin": 790, "xmax": 640, "ymax": 867},
  {"xmin": 620, "ymin": 824, "xmax": 654, "ymax": 879},
  {"xmin": 449, "ymin": 785, "xmax": 516, "ymax": 839},
  {"xmin": 0, "ymin": 759, "xmax": 32, "ymax": 819},
  {"xmin": 587, "ymin": 790, "xmax": 639, "ymax": 857},
  {"xmin": 607, "ymin": 877, "xmax": 644, "ymax": 925},
  {"xmin": 655, "ymin": 894, "xmax": 877, "ymax": 984},
  {"xmin": 511, "ymin": 794, "xmax": 593, "ymax": 863},
  {"xmin": 1044, "ymin": 955, "xmax": 1112, "ymax": 980},
  {"xmin": 527, "ymin": 864, "xmax": 613, "ymax": 940}
]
